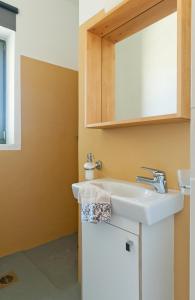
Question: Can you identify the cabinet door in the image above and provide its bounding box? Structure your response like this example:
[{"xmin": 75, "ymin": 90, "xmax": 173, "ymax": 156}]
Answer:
[{"xmin": 82, "ymin": 222, "xmax": 140, "ymax": 300}]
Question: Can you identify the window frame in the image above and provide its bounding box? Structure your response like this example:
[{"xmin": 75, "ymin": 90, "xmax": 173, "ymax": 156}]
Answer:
[
  {"xmin": 0, "ymin": 38, "xmax": 6, "ymax": 144},
  {"xmin": 0, "ymin": 25, "xmax": 21, "ymax": 150}
]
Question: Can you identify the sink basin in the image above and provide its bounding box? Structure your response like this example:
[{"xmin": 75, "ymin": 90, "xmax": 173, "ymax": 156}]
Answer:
[{"xmin": 72, "ymin": 178, "xmax": 184, "ymax": 225}]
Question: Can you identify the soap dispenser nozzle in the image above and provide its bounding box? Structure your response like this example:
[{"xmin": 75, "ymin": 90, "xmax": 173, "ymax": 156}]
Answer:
[{"xmin": 87, "ymin": 153, "xmax": 94, "ymax": 163}]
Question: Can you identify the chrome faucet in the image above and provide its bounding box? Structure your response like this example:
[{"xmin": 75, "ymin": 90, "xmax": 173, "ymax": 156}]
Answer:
[{"xmin": 136, "ymin": 167, "xmax": 168, "ymax": 194}]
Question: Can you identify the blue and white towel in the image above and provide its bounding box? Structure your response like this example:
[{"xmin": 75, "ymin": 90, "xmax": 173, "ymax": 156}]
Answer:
[{"xmin": 78, "ymin": 183, "xmax": 112, "ymax": 224}]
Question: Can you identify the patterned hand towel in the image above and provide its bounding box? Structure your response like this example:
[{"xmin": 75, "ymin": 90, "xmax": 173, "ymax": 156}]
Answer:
[{"xmin": 78, "ymin": 183, "xmax": 112, "ymax": 224}]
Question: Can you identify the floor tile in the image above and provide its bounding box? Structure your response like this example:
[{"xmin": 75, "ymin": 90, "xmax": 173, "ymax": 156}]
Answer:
[
  {"xmin": 0, "ymin": 252, "xmax": 56, "ymax": 300},
  {"xmin": 24, "ymin": 235, "xmax": 78, "ymax": 290},
  {"xmin": 0, "ymin": 234, "xmax": 80, "ymax": 300}
]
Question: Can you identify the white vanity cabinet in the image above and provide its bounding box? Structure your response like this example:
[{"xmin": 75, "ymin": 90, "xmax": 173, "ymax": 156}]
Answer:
[
  {"xmin": 72, "ymin": 179, "xmax": 180, "ymax": 300},
  {"xmin": 82, "ymin": 216, "xmax": 174, "ymax": 300},
  {"xmin": 82, "ymin": 222, "xmax": 139, "ymax": 300}
]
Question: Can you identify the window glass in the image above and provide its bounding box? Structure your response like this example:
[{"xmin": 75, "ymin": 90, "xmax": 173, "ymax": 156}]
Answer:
[{"xmin": 0, "ymin": 39, "xmax": 6, "ymax": 144}]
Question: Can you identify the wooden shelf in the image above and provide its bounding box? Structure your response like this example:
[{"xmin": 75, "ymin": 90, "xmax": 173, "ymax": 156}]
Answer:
[{"xmin": 86, "ymin": 114, "xmax": 190, "ymax": 129}]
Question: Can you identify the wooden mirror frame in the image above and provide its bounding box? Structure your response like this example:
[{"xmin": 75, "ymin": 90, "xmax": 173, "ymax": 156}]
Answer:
[{"xmin": 81, "ymin": 0, "xmax": 191, "ymax": 129}]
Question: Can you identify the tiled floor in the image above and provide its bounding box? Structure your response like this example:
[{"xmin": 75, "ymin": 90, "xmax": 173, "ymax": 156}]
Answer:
[{"xmin": 0, "ymin": 234, "xmax": 81, "ymax": 300}]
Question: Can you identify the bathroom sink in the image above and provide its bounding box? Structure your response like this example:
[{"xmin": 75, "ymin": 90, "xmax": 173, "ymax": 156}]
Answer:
[{"xmin": 72, "ymin": 179, "xmax": 184, "ymax": 225}]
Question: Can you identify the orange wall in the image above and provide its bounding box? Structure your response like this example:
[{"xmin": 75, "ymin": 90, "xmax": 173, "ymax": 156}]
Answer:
[
  {"xmin": 79, "ymin": 19, "xmax": 190, "ymax": 300},
  {"xmin": 0, "ymin": 56, "xmax": 78, "ymax": 257}
]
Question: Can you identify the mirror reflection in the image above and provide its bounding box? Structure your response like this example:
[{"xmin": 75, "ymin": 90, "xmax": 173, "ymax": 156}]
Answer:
[{"xmin": 115, "ymin": 13, "xmax": 177, "ymax": 121}]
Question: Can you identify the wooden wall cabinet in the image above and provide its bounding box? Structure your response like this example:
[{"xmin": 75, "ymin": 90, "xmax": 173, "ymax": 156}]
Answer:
[{"xmin": 82, "ymin": 0, "xmax": 191, "ymax": 129}]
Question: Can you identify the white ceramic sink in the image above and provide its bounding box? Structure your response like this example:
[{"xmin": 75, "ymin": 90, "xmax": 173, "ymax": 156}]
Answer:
[{"xmin": 72, "ymin": 178, "xmax": 184, "ymax": 225}]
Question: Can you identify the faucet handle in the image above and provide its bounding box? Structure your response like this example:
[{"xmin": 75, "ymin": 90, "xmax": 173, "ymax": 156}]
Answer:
[{"xmin": 141, "ymin": 167, "xmax": 166, "ymax": 177}]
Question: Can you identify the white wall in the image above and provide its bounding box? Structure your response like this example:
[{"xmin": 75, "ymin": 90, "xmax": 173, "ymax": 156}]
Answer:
[
  {"xmin": 7, "ymin": 0, "xmax": 79, "ymax": 70},
  {"xmin": 115, "ymin": 13, "xmax": 177, "ymax": 120},
  {"xmin": 190, "ymin": 0, "xmax": 195, "ymax": 298},
  {"xmin": 79, "ymin": 0, "xmax": 104, "ymax": 25},
  {"xmin": 104, "ymin": 0, "xmax": 123, "ymax": 12},
  {"xmin": 2, "ymin": 0, "xmax": 78, "ymax": 149},
  {"xmin": 79, "ymin": 0, "xmax": 122, "ymax": 24}
]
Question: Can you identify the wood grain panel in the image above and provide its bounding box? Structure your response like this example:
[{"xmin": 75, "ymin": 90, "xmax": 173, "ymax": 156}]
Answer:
[
  {"xmin": 102, "ymin": 38, "xmax": 115, "ymax": 122},
  {"xmin": 86, "ymin": 114, "xmax": 189, "ymax": 129},
  {"xmin": 86, "ymin": 32, "xmax": 102, "ymax": 124},
  {"xmin": 89, "ymin": 0, "xmax": 164, "ymax": 37},
  {"xmin": 177, "ymin": 0, "xmax": 191, "ymax": 118},
  {"xmin": 104, "ymin": 0, "xmax": 177, "ymax": 43}
]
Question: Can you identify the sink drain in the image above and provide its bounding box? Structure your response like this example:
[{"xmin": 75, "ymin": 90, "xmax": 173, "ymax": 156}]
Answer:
[{"xmin": 0, "ymin": 272, "xmax": 18, "ymax": 289}]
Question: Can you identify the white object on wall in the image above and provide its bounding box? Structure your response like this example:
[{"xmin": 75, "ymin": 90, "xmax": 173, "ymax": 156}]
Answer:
[{"xmin": 177, "ymin": 169, "xmax": 191, "ymax": 196}]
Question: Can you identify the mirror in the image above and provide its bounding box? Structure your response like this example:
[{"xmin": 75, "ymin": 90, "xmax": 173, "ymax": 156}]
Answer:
[
  {"xmin": 115, "ymin": 13, "xmax": 177, "ymax": 121},
  {"xmin": 85, "ymin": 0, "xmax": 190, "ymax": 128}
]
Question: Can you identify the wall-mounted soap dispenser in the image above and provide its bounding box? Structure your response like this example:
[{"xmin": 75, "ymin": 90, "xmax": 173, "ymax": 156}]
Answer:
[{"xmin": 84, "ymin": 153, "xmax": 102, "ymax": 181}]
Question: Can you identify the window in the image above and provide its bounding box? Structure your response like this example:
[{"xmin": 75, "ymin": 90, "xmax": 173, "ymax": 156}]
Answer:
[
  {"xmin": 0, "ymin": 26, "xmax": 18, "ymax": 150},
  {"xmin": 0, "ymin": 2, "xmax": 19, "ymax": 150},
  {"xmin": 0, "ymin": 39, "xmax": 6, "ymax": 144}
]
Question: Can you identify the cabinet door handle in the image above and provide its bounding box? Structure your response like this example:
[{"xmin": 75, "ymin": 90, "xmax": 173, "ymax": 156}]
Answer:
[{"xmin": 126, "ymin": 240, "xmax": 134, "ymax": 252}]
